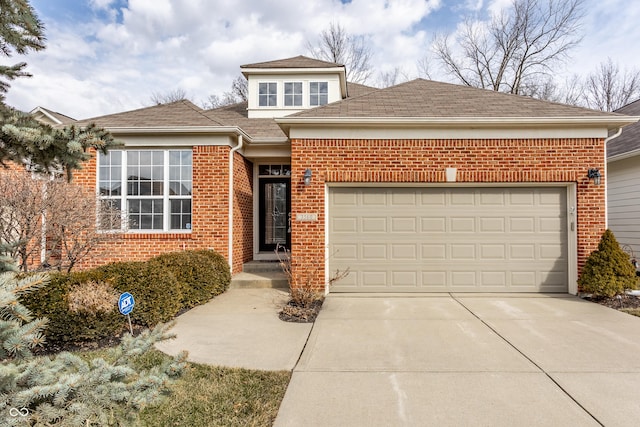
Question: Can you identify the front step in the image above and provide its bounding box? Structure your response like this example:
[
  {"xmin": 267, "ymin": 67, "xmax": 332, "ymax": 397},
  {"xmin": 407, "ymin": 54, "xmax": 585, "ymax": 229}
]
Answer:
[
  {"xmin": 229, "ymin": 272, "xmax": 289, "ymax": 289},
  {"xmin": 242, "ymin": 260, "xmax": 283, "ymax": 273}
]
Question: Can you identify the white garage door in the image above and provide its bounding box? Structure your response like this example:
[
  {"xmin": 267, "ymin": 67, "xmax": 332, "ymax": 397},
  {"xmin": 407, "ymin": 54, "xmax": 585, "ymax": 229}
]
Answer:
[{"xmin": 328, "ymin": 187, "xmax": 568, "ymax": 293}]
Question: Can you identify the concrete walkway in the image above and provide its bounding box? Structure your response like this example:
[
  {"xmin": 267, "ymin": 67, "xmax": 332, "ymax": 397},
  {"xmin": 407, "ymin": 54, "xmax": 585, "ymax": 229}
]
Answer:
[
  {"xmin": 274, "ymin": 294, "xmax": 640, "ymax": 427},
  {"xmin": 156, "ymin": 288, "xmax": 311, "ymax": 371}
]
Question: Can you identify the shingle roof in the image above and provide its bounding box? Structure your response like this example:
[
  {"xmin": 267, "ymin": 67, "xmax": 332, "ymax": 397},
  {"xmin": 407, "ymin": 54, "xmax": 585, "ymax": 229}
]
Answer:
[
  {"xmin": 346, "ymin": 82, "xmax": 378, "ymax": 98},
  {"xmin": 39, "ymin": 107, "xmax": 76, "ymax": 124},
  {"xmin": 204, "ymin": 102, "xmax": 287, "ymax": 140},
  {"xmin": 290, "ymin": 78, "xmax": 624, "ymax": 119},
  {"xmin": 241, "ymin": 55, "xmax": 342, "ymax": 69},
  {"xmin": 75, "ymin": 100, "xmax": 221, "ymax": 128},
  {"xmin": 608, "ymin": 99, "xmax": 640, "ymax": 159}
]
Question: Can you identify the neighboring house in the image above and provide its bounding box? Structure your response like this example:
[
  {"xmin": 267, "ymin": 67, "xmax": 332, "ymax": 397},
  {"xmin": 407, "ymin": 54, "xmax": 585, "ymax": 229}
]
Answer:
[
  {"xmin": 60, "ymin": 55, "xmax": 636, "ymax": 295},
  {"xmin": 606, "ymin": 99, "xmax": 640, "ymax": 259},
  {"xmin": 30, "ymin": 106, "xmax": 76, "ymax": 126}
]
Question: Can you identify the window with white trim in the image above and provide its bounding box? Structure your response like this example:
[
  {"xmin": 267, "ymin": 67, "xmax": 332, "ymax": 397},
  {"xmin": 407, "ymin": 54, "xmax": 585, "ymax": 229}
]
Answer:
[
  {"xmin": 284, "ymin": 82, "xmax": 302, "ymax": 106},
  {"xmin": 310, "ymin": 81, "xmax": 328, "ymax": 106},
  {"xmin": 258, "ymin": 82, "xmax": 277, "ymax": 106},
  {"xmin": 98, "ymin": 149, "xmax": 192, "ymax": 231}
]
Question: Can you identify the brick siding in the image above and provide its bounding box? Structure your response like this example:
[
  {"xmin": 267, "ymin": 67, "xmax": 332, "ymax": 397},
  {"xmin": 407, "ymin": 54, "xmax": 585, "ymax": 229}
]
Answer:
[
  {"xmin": 72, "ymin": 145, "xmax": 233, "ymax": 269},
  {"xmin": 232, "ymin": 152, "xmax": 254, "ymax": 273},
  {"xmin": 291, "ymin": 138, "xmax": 606, "ymax": 290}
]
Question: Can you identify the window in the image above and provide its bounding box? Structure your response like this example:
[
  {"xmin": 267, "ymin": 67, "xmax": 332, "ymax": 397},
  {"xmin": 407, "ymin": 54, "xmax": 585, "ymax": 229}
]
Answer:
[
  {"xmin": 310, "ymin": 81, "xmax": 328, "ymax": 106},
  {"xmin": 284, "ymin": 82, "xmax": 302, "ymax": 106},
  {"xmin": 258, "ymin": 82, "xmax": 277, "ymax": 106},
  {"xmin": 98, "ymin": 149, "xmax": 192, "ymax": 231}
]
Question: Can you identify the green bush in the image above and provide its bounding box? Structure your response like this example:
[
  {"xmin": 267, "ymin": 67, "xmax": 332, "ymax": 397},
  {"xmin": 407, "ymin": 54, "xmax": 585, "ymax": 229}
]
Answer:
[
  {"xmin": 150, "ymin": 249, "xmax": 231, "ymax": 309},
  {"xmin": 193, "ymin": 249, "xmax": 232, "ymax": 295},
  {"xmin": 98, "ymin": 261, "xmax": 182, "ymax": 327},
  {"xmin": 578, "ymin": 229, "xmax": 638, "ymax": 297},
  {"xmin": 22, "ymin": 271, "xmax": 124, "ymax": 343}
]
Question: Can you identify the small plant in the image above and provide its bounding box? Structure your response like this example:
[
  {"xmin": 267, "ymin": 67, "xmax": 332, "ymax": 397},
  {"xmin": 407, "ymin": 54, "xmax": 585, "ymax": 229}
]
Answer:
[
  {"xmin": 275, "ymin": 244, "xmax": 349, "ymax": 322},
  {"xmin": 67, "ymin": 280, "xmax": 118, "ymax": 314},
  {"xmin": 578, "ymin": 229, "xmax": 638, "ymax": 297}
]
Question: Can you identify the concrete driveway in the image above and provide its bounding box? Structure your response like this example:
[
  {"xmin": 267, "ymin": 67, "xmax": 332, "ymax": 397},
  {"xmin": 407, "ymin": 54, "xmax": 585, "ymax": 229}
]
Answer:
[{"xmin": 274, "ymin": 294, "xmax": 640, "ymax": 427}]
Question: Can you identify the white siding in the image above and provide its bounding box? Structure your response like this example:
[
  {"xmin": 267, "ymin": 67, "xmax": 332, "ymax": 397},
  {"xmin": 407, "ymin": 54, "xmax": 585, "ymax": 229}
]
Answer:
[{"xmin": 608, "ymin": 156, "xmax": 640, "ymax": 258}]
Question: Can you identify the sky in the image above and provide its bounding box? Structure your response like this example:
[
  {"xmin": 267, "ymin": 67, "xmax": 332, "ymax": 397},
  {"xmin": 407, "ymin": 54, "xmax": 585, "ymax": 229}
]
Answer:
[{"xmin": 3, "ymin": 0, "xmax": 639, "ymax": 119}]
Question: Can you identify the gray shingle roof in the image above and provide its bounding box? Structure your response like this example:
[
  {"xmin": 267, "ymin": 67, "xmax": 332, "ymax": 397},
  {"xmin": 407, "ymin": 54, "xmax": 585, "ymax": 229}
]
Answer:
[
  {"xmin": 346, "ymin": 82, "xmax": 378, "ymax": 98},
  {"xmin": 204, "ymin": 102, "xmax": 287, "ymax": 140},
  {"xmin": 608, "ymin": 99, "xmax": 640, "ymax": 159},
  {"xmin": 75, "ymin": 100, "xmax": 221, "ymax": 128},
  {"xmin": 290, "ymin": 78, "xmax": 625, "ymax": 119},
  {"xmin": 241, "ymin": 55, "xmax": 342, "ymax": 69}
]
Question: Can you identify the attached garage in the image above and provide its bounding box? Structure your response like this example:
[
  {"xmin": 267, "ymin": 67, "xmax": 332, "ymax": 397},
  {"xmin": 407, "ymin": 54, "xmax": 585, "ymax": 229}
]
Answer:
[{"xmin": 328, "ymin": 186, "xmax": 569, "ymax": 293}]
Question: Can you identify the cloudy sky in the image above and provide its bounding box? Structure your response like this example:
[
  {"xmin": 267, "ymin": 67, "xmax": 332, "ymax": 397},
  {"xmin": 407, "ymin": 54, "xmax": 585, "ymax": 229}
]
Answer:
[{"xmin": 3, "ymin": 0, "xmax": 639, "ymax": 119}]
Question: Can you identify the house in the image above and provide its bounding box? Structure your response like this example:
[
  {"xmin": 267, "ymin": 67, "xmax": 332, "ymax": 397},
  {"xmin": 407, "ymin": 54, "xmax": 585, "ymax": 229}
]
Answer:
[
  {"xmin": 30, "ymin": 106, "xmax": 76, "ymax": 126},
  {"xmin": 606, "ymin": 99, "xmax": 640, "ymax": 259},
  {"xmin": 64, "ymin": 55, "xmax": 636, "ymax": 295}
]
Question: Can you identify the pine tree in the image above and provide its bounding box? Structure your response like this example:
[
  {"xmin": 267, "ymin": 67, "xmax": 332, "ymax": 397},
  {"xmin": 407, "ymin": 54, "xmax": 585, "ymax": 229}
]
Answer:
[
  {"xmin": 0, "ymin": 256, "xmax": 187, "ymax": 426},
  {"xmin": 578, "ymin": 229, "xmax": 638, "ymax": 297},
  {"xmin": 0, "ymin": 0, "xmax": 117, "ymax": 178}
]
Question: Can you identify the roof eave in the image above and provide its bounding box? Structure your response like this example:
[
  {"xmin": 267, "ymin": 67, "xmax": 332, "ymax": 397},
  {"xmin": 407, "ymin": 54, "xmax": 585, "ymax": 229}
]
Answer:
[
  {"xmin": 103, "ymin": 126, "xmax": 252, "ymax": 139},
  {"xmin": 275, "ymin": 116, "xmax": 640, "ymax": 134}
]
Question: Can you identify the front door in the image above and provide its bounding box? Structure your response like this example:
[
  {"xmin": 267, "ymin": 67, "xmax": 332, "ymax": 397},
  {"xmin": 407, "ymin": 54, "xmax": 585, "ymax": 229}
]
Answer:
[{"xmin": 259, "ymin": 178, "xmax": 291, "ymax": 252}]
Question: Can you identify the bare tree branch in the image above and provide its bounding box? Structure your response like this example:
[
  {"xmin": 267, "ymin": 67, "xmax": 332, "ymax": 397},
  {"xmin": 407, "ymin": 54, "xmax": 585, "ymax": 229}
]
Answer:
[
  {"xmin": 583, "ymin": 58, "xmax": 640, "ymax": 112},
  {"xmin": 433, "ymin": 0, "xmax": 585, "ymax": 96},
  {"xmin": 149, "ymin": 88, "xmax": 190, "ymax": 105},
  {"xmin": 306, "ymin": 21, "xmax": 373, "ymax": 83}
]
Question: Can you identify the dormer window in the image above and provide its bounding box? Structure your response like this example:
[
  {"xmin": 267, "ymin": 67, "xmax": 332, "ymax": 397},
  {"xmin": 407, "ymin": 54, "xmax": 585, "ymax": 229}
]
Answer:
[
  {"xmin": 310, "ymin": 82, "xmax": 328, "ymax": 106},
  {"xmin": 259, "ymin": 82, "xmax": 277, "ymax": 107},
  {"xmin": 284, "ymin": 82, "xmax": 303, "ymax": 107}
]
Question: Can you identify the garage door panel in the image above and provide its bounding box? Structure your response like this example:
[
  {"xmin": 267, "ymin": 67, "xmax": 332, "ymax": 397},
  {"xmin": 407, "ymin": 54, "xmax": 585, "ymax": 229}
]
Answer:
[{"xmin": 329, "ymin": 187, "xmax": 568, "ymax": 293}]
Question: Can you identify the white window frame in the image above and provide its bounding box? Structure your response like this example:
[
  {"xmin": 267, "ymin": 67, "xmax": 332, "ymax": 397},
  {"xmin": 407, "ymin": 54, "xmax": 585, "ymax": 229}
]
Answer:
[
  {"xmin": 97, "ymin": 149, "xmax": 192, "ymax": 233},
  {"xmin": 310, "ymin": 81, "xmax": 328, "ymax": 106},
  {"xmin": 284, "ymin": 81, "xmax": 303, "ymax": 107},
  {"xmin": 258, "ymin": 82, "xmax": 278, "ymax": 107}
]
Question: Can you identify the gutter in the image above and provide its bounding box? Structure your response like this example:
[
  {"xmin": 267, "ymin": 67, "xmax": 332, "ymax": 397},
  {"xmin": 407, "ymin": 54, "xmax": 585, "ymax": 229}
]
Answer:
[
  {"xmin": 604, "ymin": 127, "xmax": 624, "ymax": 229},
  {"xmin": 228, "ymin": 134, "xmax": 244, "ymax": 272}
]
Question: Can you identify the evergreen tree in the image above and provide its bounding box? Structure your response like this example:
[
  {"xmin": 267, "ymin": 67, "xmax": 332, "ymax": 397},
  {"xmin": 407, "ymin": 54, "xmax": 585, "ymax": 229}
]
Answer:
[
  {"xmin": 0, "ymin": 0, "xmax": 117, "ymax": 179},
  {"xmin": 578, "ymin": 229, "xmax": 638, "ymax": 297}
]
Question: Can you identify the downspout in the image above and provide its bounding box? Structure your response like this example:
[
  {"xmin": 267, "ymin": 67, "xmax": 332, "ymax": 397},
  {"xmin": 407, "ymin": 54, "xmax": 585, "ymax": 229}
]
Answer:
[
  {"xmin": 604, "ymin": 127, "xmax": 624, "ymax": 229},
  {"xmin": 228, "ymin": 134, "xmax": 243, "ymax": 272}
]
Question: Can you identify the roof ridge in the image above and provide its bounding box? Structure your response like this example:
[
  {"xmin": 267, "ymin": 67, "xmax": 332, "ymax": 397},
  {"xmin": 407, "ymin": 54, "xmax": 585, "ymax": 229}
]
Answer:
[{"xmin": 180, "ymin": 99, "xmax": 225, "ymax": 126}]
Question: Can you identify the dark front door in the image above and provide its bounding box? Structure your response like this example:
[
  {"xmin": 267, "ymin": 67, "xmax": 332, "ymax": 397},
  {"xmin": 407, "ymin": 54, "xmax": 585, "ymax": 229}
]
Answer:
[{"xmin": 259, "ymin": 178, "xmax": 291, "ymax": 252}]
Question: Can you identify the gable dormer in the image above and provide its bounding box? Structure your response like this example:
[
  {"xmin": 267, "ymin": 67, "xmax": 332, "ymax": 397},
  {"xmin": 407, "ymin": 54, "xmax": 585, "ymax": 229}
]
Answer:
[{"xmin": 241, "ymin": 55, "xmax": 347, "ymax": 119}]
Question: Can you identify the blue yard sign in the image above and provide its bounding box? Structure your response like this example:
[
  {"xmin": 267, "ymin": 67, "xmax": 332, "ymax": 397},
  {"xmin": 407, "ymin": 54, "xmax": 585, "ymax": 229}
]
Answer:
[
  {"xmin": 118, "ymin": 292, "xmax": 135, "ymax": 334},
  {"xmin": 118, "ymin": 292, "xmax": 135, "ymax": 315}
]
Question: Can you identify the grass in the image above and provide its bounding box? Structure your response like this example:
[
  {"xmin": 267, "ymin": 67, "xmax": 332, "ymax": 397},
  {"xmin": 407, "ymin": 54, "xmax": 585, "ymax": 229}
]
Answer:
[
  {"xmin": 621, "ymin": 308, "xmax": 640, "ymax": 318},
  {"xmin": 76, "ymin": 348, "xmax": 291, "ymax": 427}
]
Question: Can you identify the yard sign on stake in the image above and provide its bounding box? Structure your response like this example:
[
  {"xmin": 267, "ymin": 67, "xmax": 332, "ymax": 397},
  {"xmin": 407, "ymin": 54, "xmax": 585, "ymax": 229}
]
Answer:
[{"xmin": 118, "ymin": 292, "xmax": 135, "ymax": 335}]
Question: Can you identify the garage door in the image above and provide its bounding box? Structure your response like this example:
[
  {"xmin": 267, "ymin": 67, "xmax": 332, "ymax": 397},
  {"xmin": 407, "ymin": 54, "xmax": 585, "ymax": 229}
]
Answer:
[{"xmin": 328, "ymin": 187, "xmax": 568, "ymax": 293}]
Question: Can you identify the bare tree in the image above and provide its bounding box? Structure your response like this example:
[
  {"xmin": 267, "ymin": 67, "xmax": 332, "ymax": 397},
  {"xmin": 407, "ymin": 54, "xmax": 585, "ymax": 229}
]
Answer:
[
  {"xmin": 306, "ymin": 22, "xmax": 373, "ymax": 83},
  {"xmin": 0, "ymin": 169, "xmax": 121, "ymax": 272},
  {"xmin": 433, "ymin": 0, "xmax": 585, "ymax": 95},
  {"xmin": 376, "ymin": 67, "xmax": 411, "ymax": 88},
  {"xmin": 202, "ymin": 75, "xmax": 248, "ymax": 109},
  {"xmin": 231, "ymin": 75, "xmax": 248, "ymax": 101},
  {"xmin": 583, "ymin": 58, "xmax": 640, "ymax": 112},
  {"xmin": 149, "ymin": 88, "xmax": 190, "ymax": 105}
]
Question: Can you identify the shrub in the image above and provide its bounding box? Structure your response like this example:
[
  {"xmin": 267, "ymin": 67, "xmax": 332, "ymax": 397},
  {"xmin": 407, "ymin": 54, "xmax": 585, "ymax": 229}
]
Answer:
[
  {"xmin": 98, "ymin": 261, "xmax": 182, "ymax": 327},
  {"xmin": 150, "ymin": 249, "xmax": 231, "ymax": 309},
  {"xmin": 192, "ymin": 249, "xmax": 232, "ymax": 295},
  {"xmin": 578, "ymin": 229, "xmax": 638, "ymax": 297},
  {"xmin": 22, "ymin": 271, "xmax": 124, "ymax": 343}
]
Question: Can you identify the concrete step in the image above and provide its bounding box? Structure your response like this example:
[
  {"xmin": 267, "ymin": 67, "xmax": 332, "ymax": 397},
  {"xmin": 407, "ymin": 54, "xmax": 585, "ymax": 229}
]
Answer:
[
  {"xmin": 242, "ymin": 260, "xmax": 284, "ymax": 274},
  {"xmin": 230, "ymin": 271, "xmax": 289, "ymax": 289}
]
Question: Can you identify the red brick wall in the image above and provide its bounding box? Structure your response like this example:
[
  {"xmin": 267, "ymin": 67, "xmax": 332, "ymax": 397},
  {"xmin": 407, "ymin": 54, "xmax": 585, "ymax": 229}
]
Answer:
[
  {"xmin": 73, "ymin": 145, "xmax": 232, "ymax": 268},
  {"xmin": 291, "ymin": 138, "xmax": 606, "ymax": 290},
  {"xmin": 232, "ymin": 152, "xmax": 253, "ymax": 274}
]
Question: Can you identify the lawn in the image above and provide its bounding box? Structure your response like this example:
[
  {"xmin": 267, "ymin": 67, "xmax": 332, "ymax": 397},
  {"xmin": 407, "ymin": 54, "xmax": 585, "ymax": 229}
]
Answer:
[{"xmin": 77, "ymin": 348, "xmax": 291, "ymax": 427}]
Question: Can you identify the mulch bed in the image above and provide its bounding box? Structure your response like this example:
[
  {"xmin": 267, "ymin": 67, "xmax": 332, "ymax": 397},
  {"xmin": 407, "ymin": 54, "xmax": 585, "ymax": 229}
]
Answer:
[
  {"xmin": 34, "ymin": 324, "xmax": 147, "ymax": 356},
  {"xmin": 583, "ymin": 293, "xmax": 640, "ymax": 311},
  {"xmin": 279, "ymin": 299, "xmax": 324, "ymax": 323}
]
